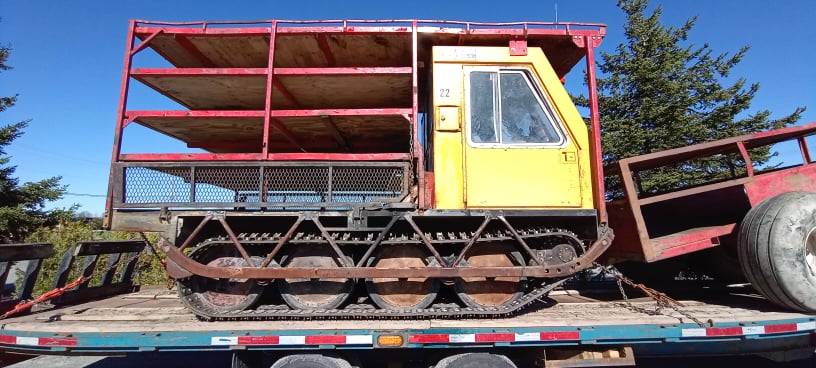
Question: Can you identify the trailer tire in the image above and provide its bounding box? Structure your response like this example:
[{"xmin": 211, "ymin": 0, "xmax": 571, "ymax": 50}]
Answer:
[
  {"xmin": 738, "ymin": 191, "xmax": 816, "ymax": 312},
  {"xmin": 231, "ymin": 351, "xmax": 263, "ymax": 368},
  {"xmin": 271, "ymin": 355, "xmax": 352, "ymax": 368},
  {"xmin": 435, "ymin": 353, "xmax": 517, "ymax": 368}
]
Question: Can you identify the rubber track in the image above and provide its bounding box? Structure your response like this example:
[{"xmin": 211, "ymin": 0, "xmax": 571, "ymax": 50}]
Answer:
[{"xmin": 179, "ymin": 230, "xmax": 582, "ymax": 321}]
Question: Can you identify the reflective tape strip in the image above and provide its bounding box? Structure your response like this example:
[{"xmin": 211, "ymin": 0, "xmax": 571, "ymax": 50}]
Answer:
[
  {"xmin": 514, "ymin": 332, "xmax": 542, "ymax": 341},
  {"xmin": 681, "ymin": 328, "xmax": 707, "ymax": 337},
  {"xmin": 15, "ymin": 337, "xmax": 39, "ymax": 346},
  {"xmin": 237, "ymin": 336, "xmax": 278, "ymax": 345},
  {"xmin": 682, "ymin": 321, "xmax": 816, "ymax": 338},
  {"xmin": 346, "ymin": 335, "xmax": 374, "ymax": 345},
  {"xmin": 0, "ymin": 335, "xmax": 77, "ymax": 346},
  {"xmin": 211, "ymin": 336, "xmax": 238, "ymax": 345},
  {"xmin": 449, "ymin": 334, "xmax": 476, "ymax": 343},
  {"xmin": 741, "ymin": 326, "xmax": 766, "ymax": 335},
  {"xmin": 409, "ymin": 331, "xmax": 580, "ymax": 344},
  {"xmin": 797, "ymin": 321, "xmax": 816, "ymax": 331},
  {"xmin": 540, "ymin": 331, "xmax": 580, "ymax": 340},
  {"xmin": 211, "ymin": 335, "xmax": 373, "ymax": 346},
  {"xmin": 278, "ymin": 335, "xmax": 306, "ymax": 345},
  {"xmin": 475, "ymin": 333, "xmax": 515, "ymax": 342}
]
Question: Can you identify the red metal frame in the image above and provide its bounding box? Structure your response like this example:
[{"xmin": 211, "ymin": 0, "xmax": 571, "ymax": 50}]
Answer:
[
  {"xmin": 104, "ymin": 20, "xmax": 136, "ymax": 228},
  {"xmin": 110, "ymin": 19, "xmax": 608, "ymax": 218},
  {"xmin": 582, "ymin": 35, "xmax": 606, "ymax": 223},
  {"xmin": 119, "ymin": 153, "xmax": 411, "ymax": 161},
  {"xmin": 263, "ymin": 21, "xmax": 278, "ymax": 157},
  {"xmin": 605, "ymin": 122, "xmax": 816, "ymax": 263}
]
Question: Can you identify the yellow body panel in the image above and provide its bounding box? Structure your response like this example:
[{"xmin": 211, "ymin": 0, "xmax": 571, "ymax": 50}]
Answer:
[{"xmin": 432, "ymin": 46, "xmax": 594, "ymax": 210}]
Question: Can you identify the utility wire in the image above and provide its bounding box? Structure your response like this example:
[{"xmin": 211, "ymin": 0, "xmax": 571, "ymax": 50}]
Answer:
[{"xmin": 65, "ymin": 192, "xmax": 106, "ymax": 198}]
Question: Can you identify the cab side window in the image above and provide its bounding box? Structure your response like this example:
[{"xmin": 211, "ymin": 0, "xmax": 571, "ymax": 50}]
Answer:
[
  {"xmin": 468, "ymin": 69, "xmax": 564, "ymax": 146},
  {"xmin": 469, "ymin": 72, "xmax": 499, "ymax": 143}
]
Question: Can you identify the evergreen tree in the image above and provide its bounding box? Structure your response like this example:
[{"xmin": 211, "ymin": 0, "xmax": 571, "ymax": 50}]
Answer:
[
  {"xmin": 582, "ymin": 0, "xmax": 804, "ymax": 198},
  {"xmin": 0, "ymin": 35, "xmax": 70, "ymax": 242}
]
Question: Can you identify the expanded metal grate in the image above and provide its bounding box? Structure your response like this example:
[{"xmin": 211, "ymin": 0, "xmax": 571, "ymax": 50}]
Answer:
[{"xmin": 114, "ymin": 162, "xmax": 410, "ymax": 209}]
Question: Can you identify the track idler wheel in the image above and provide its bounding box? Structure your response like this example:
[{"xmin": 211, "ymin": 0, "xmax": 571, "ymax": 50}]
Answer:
[
  {"xmin": 454, "ymin": 242, "xmax": 525, "ymax": 308},
  {"xmin": 365, "ymin": 244, "xmax": 440, "ymax": 310},
  {"xmin": 178, "ymin": 244, "xmax": 262, "ymax": 313},
  {"xmin": 277, "ymin": 245, "xmax": 354, "ymax": 310}
]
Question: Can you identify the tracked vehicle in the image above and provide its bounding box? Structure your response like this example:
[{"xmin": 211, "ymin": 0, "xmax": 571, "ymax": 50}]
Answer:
[
  {"xmin": 104, "ymin": 19, "xmax": 612, "ymax": 318},
  {"xmin": 105, "ymin": 19, "xmax": 816, "ymax": 320}
]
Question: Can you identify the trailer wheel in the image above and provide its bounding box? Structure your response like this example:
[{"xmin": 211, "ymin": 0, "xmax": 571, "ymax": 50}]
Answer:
[
  {"xmin": 277, "ymin": 244, "xmax": 354, "ymax": 310},
  {"xmin": 271, "ymin": 355, "xmax": 352, "ymax": 368},
  {"xmin": 231, "ymin": 351, "xmax": 263, "ymax": 368},
  {"xmin": 435, "ymin": 353, "xmax": 517, "ymax": 368},
  {"xmin": 454, "ymin": 242, "xmax": 526, "ymax": 308},
  {"xmin": 365, "ymin": 244, "xmax": 440, "ymax": 310},
  {"xmin": 738, "ymin": 191, "xmax": 816, "ymax": 312}
]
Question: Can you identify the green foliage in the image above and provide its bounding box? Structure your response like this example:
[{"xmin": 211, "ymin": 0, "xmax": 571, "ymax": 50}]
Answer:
[
  {"xmin": 23, "ymin": 221, "xmax": 167, "ymax": 297},
  {"xmin": 578, "ymin": 0, "xmax": 804, "ymax": 199},
  {"xmin": 0, "ymin": 30, "xmax": 72, "ymax": 241}
]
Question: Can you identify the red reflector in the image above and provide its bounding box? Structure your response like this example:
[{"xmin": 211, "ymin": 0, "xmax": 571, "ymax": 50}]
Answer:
[
  {"xmin": 237, "ymin": 336, "xmax": 280, "ymax": 345},
  {"xmin": 305, "ymin": 335, "xmax": 347, "ymax": 345},
  {"xmin": 540, "ymin": 331, "xmax": 580, "ymax": 340},
  {"xmin": 0, "ymin": 335, "xmax": 15, "ymax": 344},
  {"xmin": 409, "ymin": 334, "xmax": 449, "ymax": 343},
  {"xmin": 764, "ymin": 324, "xmax": 797, "ymax": 334},
  {"xmin": 475, "ymin": 333, "xmax": 515, "ymax": 342}
]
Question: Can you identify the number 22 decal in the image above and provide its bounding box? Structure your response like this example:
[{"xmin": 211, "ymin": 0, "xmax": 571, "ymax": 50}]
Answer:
[{"xmin": 439, "ymin": 88, "xmax": 450, "ymax": 98}]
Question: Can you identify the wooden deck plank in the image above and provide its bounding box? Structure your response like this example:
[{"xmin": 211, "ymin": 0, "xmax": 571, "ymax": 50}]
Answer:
[
  {"xmin": 2, "ymin": 286, "xmax": 812, "ymax": 334},
  {"xmin": 191, "ymin": 36, "xmax": 270, "ymax": 67},
  {"xmin": 276, "ymin": 74, "xmax": 411, "ymax": 109},
  {"xmin": 133, "ymin": 114, "xmax": 410, "ymax": 153},
  {"xmin": 133, "ymin": 74, "xmax": 410, "ymax": 111}
]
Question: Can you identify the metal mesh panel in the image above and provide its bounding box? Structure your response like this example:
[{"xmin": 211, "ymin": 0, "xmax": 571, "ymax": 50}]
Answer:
[
  {"xmin": 116, "ymin": 163, "xmax": 409, "ymax": 208},
  {"xmin": 196, "ymin": 167, "xmax": 261, "ymax": 203},
  {"xmin": 263, "ymin": 167, "xmax": 329, "ymax": 203},
  {"xmin": 332, "ymin": 167, "xmax": 405, "ymax": 202},
  {"xmin": 123, "ymin": 167, "xmax": 192, "ymax": 204}
]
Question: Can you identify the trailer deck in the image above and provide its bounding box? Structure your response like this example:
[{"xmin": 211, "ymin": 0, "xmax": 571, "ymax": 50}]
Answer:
[{"xmin": 2, "ymin": 284, "xmax": 813, "ymax": 355}]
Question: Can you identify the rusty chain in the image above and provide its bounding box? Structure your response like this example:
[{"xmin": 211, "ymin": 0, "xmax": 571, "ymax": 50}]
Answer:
[
  {"xmin": 614, "ymin": 273, "xmax": 708, "ymax": 327},
  {"xmin": 139, "ymin": 232, "xmax": 176, "ymax": 290},
  {"xmin": 589, "ymin": 263, "xmax": 709, "ymax": 327}
]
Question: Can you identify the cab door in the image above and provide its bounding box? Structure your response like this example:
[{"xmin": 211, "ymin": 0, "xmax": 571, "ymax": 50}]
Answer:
[{"xmin": 462, "ymin": 66, "xmax": 582, "ymax": 208}]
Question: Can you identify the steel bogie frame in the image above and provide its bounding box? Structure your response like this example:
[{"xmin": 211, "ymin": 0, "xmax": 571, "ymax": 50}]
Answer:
[
  {"xmin": 604, "ymin": 122, "xmax": 816, "ymax": 263},
  {"xmin": 162, "ymin": 210, "xmax": 611, "ymax": 281},
  {"xmin": 105, "ymin": 19, "xmax": 608, "ymax": 226}
]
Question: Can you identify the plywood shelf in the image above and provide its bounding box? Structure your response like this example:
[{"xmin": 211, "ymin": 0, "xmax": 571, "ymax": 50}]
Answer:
[{"xmin": 133, "ymin": 113, "xmax": 410, "ymax": 154}]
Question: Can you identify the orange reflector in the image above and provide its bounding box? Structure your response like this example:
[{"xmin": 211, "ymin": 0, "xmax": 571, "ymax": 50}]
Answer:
[{"xmin": 377, "ymin": 335, "xmax": 404, "ymax": 347}]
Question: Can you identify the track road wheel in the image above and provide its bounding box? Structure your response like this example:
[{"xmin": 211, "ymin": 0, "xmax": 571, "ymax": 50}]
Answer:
[
  {"xmin": 365, "ymin": 244, "xmax": 440, "ymax": 310},
  {"xmin": 271, "ymin": 355, "xmax": 352, "ymax": 368},
  {"xmin": 277, "ymin": 245, "xmax": 354, "ymax": 310},
  {"xmin": 454, "ymin": 242, "xmax": 525, "ymax": 308},
  {"xmin": 178, "ymin": 244, "xmax": 262, "ymax": 313},
  {"xmin": 738, "ymin": 191, "xmax": 816, "ymax": 312},
  {"xmin": 435, "ymin": 353, "xmax": 517, "ymax": 368}
]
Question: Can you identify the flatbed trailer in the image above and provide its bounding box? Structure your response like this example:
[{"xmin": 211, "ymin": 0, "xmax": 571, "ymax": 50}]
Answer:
[
  {"xmin": 1, "ymin": 284, "xmax": 814, "ymax": 367},
  {"xmin": 2, "ymin": 17, "xmax": 816, "ymax": 368}
]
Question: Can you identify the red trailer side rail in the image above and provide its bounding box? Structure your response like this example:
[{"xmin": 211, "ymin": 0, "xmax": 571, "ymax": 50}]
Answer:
[{"xmin": 604, "ymin": 122, "xmax": 816, "ymax": 263}]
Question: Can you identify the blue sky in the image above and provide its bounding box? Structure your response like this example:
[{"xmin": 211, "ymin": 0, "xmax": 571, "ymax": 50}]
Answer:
[{"xmin": 1, "ymin": 0, "xmax": 814, "ymax": 215}]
